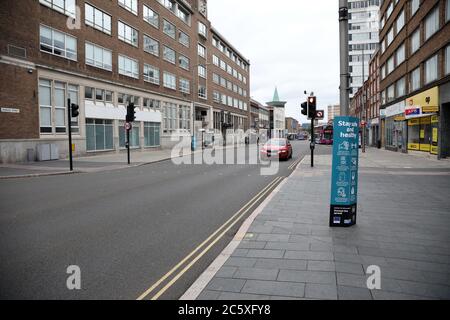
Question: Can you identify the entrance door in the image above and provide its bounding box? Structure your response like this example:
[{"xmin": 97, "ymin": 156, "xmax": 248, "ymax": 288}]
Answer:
[
  {"xmin": 419, "ymin": 117, "xmax": 431, "ymax": 152},
  {"xmin": 431, "ymin": 115, "xmax": 439, "ymax": 155}
]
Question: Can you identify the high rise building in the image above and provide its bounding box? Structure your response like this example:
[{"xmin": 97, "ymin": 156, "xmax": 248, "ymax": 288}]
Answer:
[
  {"xmin": 348, "ymin": 0, "xmax": 381, "ymax": 99},
  {"xmin": 327, "ymin": 104, "xmax": 341, "ymax": 122}
]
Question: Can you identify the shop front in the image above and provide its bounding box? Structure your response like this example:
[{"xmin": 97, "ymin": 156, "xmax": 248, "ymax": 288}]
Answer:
[
  {"xmin": 384, "ymin": 101, "xmax": 407, "ymax": 153},
  {"xmin": 405, "ymin": 87, "xmax": 439, "ymax": 156}
]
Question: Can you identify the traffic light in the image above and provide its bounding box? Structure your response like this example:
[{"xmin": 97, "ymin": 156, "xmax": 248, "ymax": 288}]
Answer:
[
  {"xmin": 301, "ymin": 101, "xmax": 308, "ymax": 116},
  {"xmin": 71, "ymin": 103, "xmax": 79, "ymax": 118},
  {"xmin": 308, "ymin": 96, "xmax": 317, "ymax": 119},
  {"xmin": 126, "ymin": 103, "xmax": 136, "ymax": 122}
]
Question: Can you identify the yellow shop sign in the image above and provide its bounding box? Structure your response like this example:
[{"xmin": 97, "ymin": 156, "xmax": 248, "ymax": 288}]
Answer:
[{"xmin": 406, "ymin": 87, "xmax": 439, "ymax": 112}]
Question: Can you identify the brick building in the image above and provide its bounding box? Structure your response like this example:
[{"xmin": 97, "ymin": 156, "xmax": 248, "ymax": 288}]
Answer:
[
  {"xmin": 0, "ymin": 0, "xmax": 251, "ymax": 163},
  {"xmin": 379, "ymin": 0, "xmax": 450, "ymax": 158}
]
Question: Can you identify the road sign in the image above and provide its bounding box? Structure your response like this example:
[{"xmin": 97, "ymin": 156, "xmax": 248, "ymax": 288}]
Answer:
[
  {"xmin": 315, "ymin": 110, "xmax": 324, "ymax": 120},
  {"xmin": 329, "ymin": 116, "xmax": 359, "ymax": 227},
  {"xmin": 125, "ymin": 122, "xmax": 132, "ymax": 131}
]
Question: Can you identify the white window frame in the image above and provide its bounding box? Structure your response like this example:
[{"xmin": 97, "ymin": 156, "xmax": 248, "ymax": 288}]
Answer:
[
  {"xmin": 39, "ymin": 24, "xmax": 77, "ymax": 61},
  {"xmin": 118, "ymin": 21, "xmax": 138, "ymax": 47},
  {"xmin": 118, "ymin": 0, "xmax": 138, "ymax": 15},
  {"xmin": 163, "ymin": 72, "xmax": 177, "ymax": 90},
  {"xmin": 143, "ymin": 35, "xmax": 159, "ymax": 57},
  {"xmin": 163, "ymin": 46, "xmax": 176, "ymax": 64},
  {"xmin": 85, "ymin": 3, "xmax": 112, "ymax": 35},
  {"xmin": 85, "ymin": 42, "xmax": 112, "ymax": 71},
  {"xmin": 39, "ymin": 0, "xmax": 76, "ymax": 17},
  {"xmin": 143, "ymin": 64, "xmax": 160, "ymax": 85},
  {"xmin": 143, "ymin": 4, "xmax": 159, "ymax": 28},
  {"xmin": 118, "ymin": 54, "xmax": 139, "ymax": 79}
]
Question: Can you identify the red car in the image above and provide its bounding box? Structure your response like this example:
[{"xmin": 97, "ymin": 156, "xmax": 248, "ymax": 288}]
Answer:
[{"xmin": 260, "ymin": 138, "xmax": 293, "ymax": 161}]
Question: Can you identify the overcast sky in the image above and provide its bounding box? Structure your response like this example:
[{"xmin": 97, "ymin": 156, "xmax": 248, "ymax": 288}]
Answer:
[{"xmin": 208, "ymin": 0, "xmax": 341, "ymax": 124}]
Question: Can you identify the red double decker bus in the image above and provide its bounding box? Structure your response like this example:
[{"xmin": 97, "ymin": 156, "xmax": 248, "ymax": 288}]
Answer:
[{"xmin": 315, "ymin": 125, "xmax": 334, "ymax": 145}]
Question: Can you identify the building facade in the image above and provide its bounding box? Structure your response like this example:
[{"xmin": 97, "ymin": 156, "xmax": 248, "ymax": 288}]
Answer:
[
  {"xmin": 0, "ymin": 0, "xmax": 251, "ymax": 163},
  {"xmin": 379, "ymin": 0, "xmax": 450, "ymax": 158},
  {"xmin": 349, "ymin": 0, "xmax": 381, "ymax": 99},
  {"xmin": 327, "ymin": 104, "xmax": 341, "ymax": 122},
  {"xmin": 266, "ymin": 88, "xmax": 286, "ymax": 139},
  {"xmin": 285, "ymin": 117, "xmax": 299, "ymax": 135}
]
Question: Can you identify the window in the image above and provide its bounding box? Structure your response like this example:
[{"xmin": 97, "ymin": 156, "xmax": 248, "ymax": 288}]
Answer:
[
  {"xmin": 163, "ymin": 72, "xmax": 176, "ymax": 90},
  {"xmin": 220, "ymin": 77, "xmax": 226, "ymax": 87},
  {"xmin": 198, "ymin": 43, "xmax": 206, "ymax": 57},
  {"xmin": 179, "ymin": 55, "xmax": 190, "ymax": 70},
  {"xmin": 40, "ymin": 25, "xmax": 77, "ymax": 60},
  {"xmin": 177, "ymin": 6, "xmax": 191, "ymax": 25},
  {"xmin": 144, "ymin": 122, "xmax": 161, "ymax": 147},
  {"xmin": 198, "ymin": 65, "xmax": 206, "ymax": 78},
  {"xmin": 220, "ymin": 60, "xmax": 226, "ymax": 70},
  {"xmin": 387, "ymin": 27, "xmax": 394, "ymax": 46},
  {"xmin": 143, "ymin": 5, "xmax": 159, "ymax": 28},
  {"xmin": 396, "ymin": 10, "xmax": 405, "ymax": 32},
  {"xmin": 411, "ymin": 0, "xmax": 420, "ymax": 16},
  {"xmin": 118, "ymin": 21, "xmax": 138, "ymax": 47},
  {"xmin": 179, "ymin": 78, "xmax": 190, "ymax": 94},
  {"xmin": 68, "ymin": 84, "xmax": 79, "ymax": 132},
  {"xmin": 179, "ymin": 105, "xmax": 191, "ymax": 131},
  {"xmin": 118, "ymin": 55, "xmax": 139, "ymax": 79},
  {"xmin": 118, "ymin": 0, "xmax": 138, "ymax": 15},
  {"xmin": 411, "ymin": 28, "xmax": 420, "ymax": 54},
  {"xmin": 396, "ymin": 77, "xmax": 406, "ymax": 97},
  {"xmin": 143, "ymin": 64, "xmax": 160, "ymax": 85},
  {"xmin": 163, "ymin": 46, "xmax": 176, "ymax": 64},
  {"xmin": 95, "ymin": 88, "xmax": 104, "ymax": 101},
  {"xmin": 213, "ymin": 91, "xmax": 221, "ymax": 103},
  {"xmin": 160, "ymin": 0, "xmax": 176, "ymax": 13},
  {"xmin": 163, "ymin": 19, "xmax": 176, "ymax": 39},
  {"xmin": 198, "ymin": 22, "xmax": 207, "ymax": 38},
  {"xmin": 213, "ymin": 55, "xmax": 219, "ymax": 66},
  {"xmin": 387, "ymin": 2, "xmax": 394, "ymax": 19},
  {"xmin": 86, "ymin": 119, "xmax": 114, "ymax": 151},
  {"xmin": 425, "ymin": 55, "xmax": 438, "ymax": 84},
  {"xmin": 85, "ymin": 4, "xmax": 111, "ymax": 35},
  {"xmin": 162, "ymin": 102, "xmax": 177, "ymax": 132},
  {"xmin": 85, "ymin": 87, "xmax": 94, "ymax": 99},
  {"xmin": 387, "ymin": 84, "xmax": 395, "ymax": 102},
  {"xmin": 85, "ymin": 42, "xmax": 112, "ymax": 71},
  {"xmin": 447, "ymin": 0, "xmax": 450, "ymax": 21},
  {"xmin": 446, "ymin": 45, "xmax": 450, "ymax": 75},
  {"xmin": 143, "ymin": 98, "xmax": 160, "ymax": 110},
  {"xmin": 213, "ymin": 73, "xmax": 219, "ymax": 84},
  {"xmin": 396, "ymin": 43, "xmax": 405, "ymax": 65},
  {"xmin": 179, "ymin": 31, "xmax": 190, "ymax": 47},
  {"xmin": 105, "ymin": 90, "xmax": 113, "ymax": 103},
  {"xmin": 198, "ymin": 85, "xmax": 207, "ymax": 99},
  {"xmin": 425, "ymin": 6, "xmax": 439, "ymax": 41},
  {"xmin": 387, "ymin": 56, "xmax": 395, "ymax": 74},
  {"xmin": 39, "ymin": 0, "xmax": 75, "ymax": 17},
  {"xmin": 411, "ymin": 67, "xmax": 421, "ymax": 91},
  {"xmin": 143, "ymin": 35, "xmax": 159, "ymax": 56},
  {"xmin": 39, "ymin": 79, "xmax": 52, "ymax": 133}
]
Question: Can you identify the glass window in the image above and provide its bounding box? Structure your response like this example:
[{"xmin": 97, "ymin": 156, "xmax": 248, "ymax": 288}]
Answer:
[
  {"xmin": 179, "ymin": 55, "xmax": 190, "ymax": 70},
  {"xmin": 425, "ymin": 54, "xmax": 438, "ymax": 84},
  {"xmin": 396, "ymin": 77, "xmax": 406, "ymax": 97},
  {"xmin": 447, "ymin": 0, "xmax": 450, "ymax": 21},
  {"xmin": 163, "ymin": 72, "xmax": 176, "ymax": 90},
  {"xmin": 143, "ymin": 5, "xmax": 159, "ymax": 28},
  {"xmin": 118, "ymin": 21, "xmax": 138, "ymax": 47},
  {"xmin": 411, "ymin": 0, "xmax": 420, "ymax": 16},
  {"xmin": 144, "ymin": 122, "xmax": 161, "ymax": 147},
  {"xmin": 425, "ymin": 6, "xmax": 439, "ymax": 41},
  {"xmin": 143, "ymin": 35, "xmax": 159, "ymax": 56},
  {"xmin": 163, "ymin": 46, "xmax": 176, "ymax": 64},
  {"xmin": 163, "ymin": 19, "xmax": 176, "ymax": 39},
  {"xmin": 198, "ymin": 22, "xmax": 207, "ymax": 37},
  {"xmin": 179, "ymin": 78, "xmax": 190, "ymax": 94},
  {"xmin": 198, "ymin": 43, "xmax": 206, "ymax": 57},
  {"xmin": 396, "ymin": 10, "xmax": 405, "ymax": 32},
  {"xmin": 119, "ymin": 121, "xmax": 140, "ymax": 148},
  {"xmin": 396, "ymin": 43, "xmax": 405, "ymax": 65},
  {"xmin": 143, "ymin": 64, "xmax": 160, "ymax": 85},
  {"xmin": 411, "ymin": 28, "xmax": 420, "ymax": 54},
  {"xmin": 118, "ymin": 0, "xmax": 138, "ymax": 15},
  {"xmin": 118, "ymin": 54, "xmax": 139, "ymax": 79},
  {"xmin": 39, "ymin": 25, "xmax": 77, "ymax": 60},
  {"xmin": 446, "ymin": 45, "xmax": 450, "ymax": 75},
  {"xmin": 85, "ymin": 42, "xmax": 112, "ymax": 71},
  {"xmin": 39, "ymin": 0, "xmax": 76, "ymax": 17},
  {"xmin": 198, "ymin": 65, "xmax": 206, "ymax": 78},
  {"xmin": 178, "ymin": 31, "xmax": 190, "ymax": 47},
  {"xmin": 198, "ymin": 85, "xmax": 207, "ymax": 99},
  {"xmin": 85, "ymin": 3, "xmax": 111, "ymax": 35},
  {"xmin": 39, "ymin": 79, "xmax": 52, "ymax": 133},
  {"xmin": 411, "ymin": 67, "xmax": 421, "ymax": 91}
]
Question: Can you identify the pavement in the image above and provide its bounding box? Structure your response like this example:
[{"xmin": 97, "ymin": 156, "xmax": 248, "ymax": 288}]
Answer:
[{"xmin": 183, "ymin": 147, "xmax": 450, "ymax": 300}]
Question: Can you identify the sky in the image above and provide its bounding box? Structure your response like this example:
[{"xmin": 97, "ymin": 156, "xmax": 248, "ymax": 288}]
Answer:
[{"xmin": 208, "ymin": 0, "xmax": 341, "ymax": 124}]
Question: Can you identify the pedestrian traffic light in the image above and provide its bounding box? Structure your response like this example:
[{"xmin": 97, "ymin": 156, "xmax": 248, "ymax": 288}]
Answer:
[
  {"xmin": 71, "ymin": 103, "xmax": 79, "ymax": 118},
  {"xmin": 301, "ymin": 101, "xmax": 308, "ymax": 116},
  {"xmin": 308, "ymin": 96, "xmax": 317, "ymax": 119},
  {"xmin": 126, "ymin": 103, "xmax": 136, "ymax": 122}
]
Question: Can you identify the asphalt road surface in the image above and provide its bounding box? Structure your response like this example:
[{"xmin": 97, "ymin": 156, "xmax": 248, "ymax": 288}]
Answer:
[{"xmin": 0, "ymin": 141, "xmax": 332, "ymax": 300}]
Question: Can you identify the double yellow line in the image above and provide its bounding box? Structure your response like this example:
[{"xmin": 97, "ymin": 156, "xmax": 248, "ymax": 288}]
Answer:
[
  {"xmin": 137, "ymin": 176, "xmax": 285, "ymax": 301},
  {"xmin": 288, "ymin": 157, "xmax": 303, "ymax": 170}
]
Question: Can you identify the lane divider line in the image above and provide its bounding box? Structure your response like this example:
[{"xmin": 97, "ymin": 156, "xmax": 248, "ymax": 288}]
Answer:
[
  {"xmin": 148, "ymin": 176, "xmax": 285, "ymax": 300},
  {"xmin": 136, "ymin": 176, "xmax": 282, "ymax": 301}
]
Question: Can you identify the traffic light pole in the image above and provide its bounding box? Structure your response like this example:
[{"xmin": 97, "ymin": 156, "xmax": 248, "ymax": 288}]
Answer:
[
  {"xmin": 67, "ymin": 98, "xmax": 73, "ymax": 172},
  {"xmin": 311, "ymin": 116, "xmax": 314, "ymax": 168},
  {"xmin": 126, "ymin": 127, "xmax": 131, "ymax": 165}
]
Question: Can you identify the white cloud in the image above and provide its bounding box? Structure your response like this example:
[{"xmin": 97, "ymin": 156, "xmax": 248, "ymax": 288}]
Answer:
[{"xmin": 208, "ymin": 0, "xmax": 341, "ymax": 123}]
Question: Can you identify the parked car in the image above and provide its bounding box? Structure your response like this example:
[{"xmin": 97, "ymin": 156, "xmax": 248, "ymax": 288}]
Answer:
[{"xmin": 260, "ymin": 138, "xmax": 293, "ymax": 161}]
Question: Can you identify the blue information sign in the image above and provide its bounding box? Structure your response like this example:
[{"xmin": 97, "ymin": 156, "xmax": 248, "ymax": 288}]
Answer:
[{"xmin": 329, "ymin": 116, "xmax": 360, "ymax": 227}]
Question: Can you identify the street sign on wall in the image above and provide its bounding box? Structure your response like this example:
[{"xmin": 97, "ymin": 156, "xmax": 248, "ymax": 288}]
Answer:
[{"xmin": 329, "ymin": 116, "xmax": 360, "ymax": 227}]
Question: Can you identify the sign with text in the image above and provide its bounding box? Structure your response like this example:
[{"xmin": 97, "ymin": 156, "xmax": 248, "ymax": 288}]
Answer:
[{"xmin": 329, "ymin": 116, "xmax": 359, "ymax": 227}]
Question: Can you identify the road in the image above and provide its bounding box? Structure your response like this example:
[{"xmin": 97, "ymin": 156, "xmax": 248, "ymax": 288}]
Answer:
[{"xmin": 0, "ymin": 141, "xmax": 331, "ymax": 300}]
